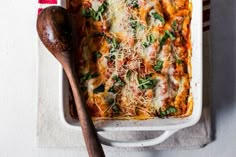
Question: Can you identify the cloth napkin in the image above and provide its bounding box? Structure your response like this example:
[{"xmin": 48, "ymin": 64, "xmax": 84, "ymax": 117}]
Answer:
[{"xmin": 37, "ymin": 0, "xmax": 212, "ymax": 151}]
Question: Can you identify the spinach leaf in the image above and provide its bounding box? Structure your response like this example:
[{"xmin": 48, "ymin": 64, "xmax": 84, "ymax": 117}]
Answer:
[
  {"xmin": 81, "ymin": 1, "xmax": 108, "ymax": 21},
  {"xmin": 79, "ymin": 72, "xmax": 99, "ymax": 84},
  {"xmin": 95, "ymin": 51, "xmax": 102, "ymax": 58},
  {"xmin": 112, "ymin": 75, "xmax": 126, "ymax": 86},
  {"xmin": 142, "ymin": 34, "xmax": 155, "ymax": 48},
  {"xmin": 172, "ymin": 20, "xmax": 177, "ymax": 31},
  {"xmin": 108, "ymin": 86, "xmax": 115, "ymax": 93},
  {"xmin": 81, "ymin": 8, "xmax": 96, "ymax": 19},
  {"xmin": 153, "ymin": 60, "xmax": 163, "ymax": 72},
  {"xmin": 107, "ymin": 98, "xmax": 115, "ymax": 105},
  {"xmin": 159, "ymin": 32, "xmax": 169, "ymax": 46},
  {"xmin": 98, "ymin": 1, "xmax": 108, "ymax": 13},
  {"xmin": 112, "ymin": 104, "xmax": 120, "ymax": 114},
  {"xmin": 126, "ymin": 70, "xmax": 132, "ymax": 80},
  {"xmin": 91, "ymin": 32, "xmax": 104, "ymax": 37},
  {"xmin": 159, "ymin": 106, "xmax": 177, "ymax": 118},
  {"xmin": 81, "ymin": 8, "xmax": 92, "ymax": 18},
  {"xmin": 127, "ymin": 0, "xmax": 139, "ymax": 8},
  {"xmin": 160, "ymin": 30, "xmax": 176, "ymax": 46},
  {"xmin": 174, "ymin": 55, "xmax": 183, "ymax": 64},
  {"xmin": 93, "ymin": 84, "xmax": 105, "ymax": 93},
  {"xmin": 106, "ymin": 37, "xmax": 119, "ymax": 53},
  {"xmin": 80, "ymin": 86, "xmax": 87, "ymax": 91},
  {"xmin": 93, "ymin": 1, "xmax": 108, "ymax": 21},
  {"xmin": 106, "ymin": 97, "xmax": 120, "ymax": 114},
  {"xmin": 138, "ymin": 75, "xmax": 157, "ymax": 90},
  {"xmin": 151, "ymin": 12, "xmax": 165, "ymax": 24},
  {"xmin": 166, "ymin": 106, "xmax": 177, "ymax": 115},
  {"xmin": 92, "ymin": 51, "xmax": 102, "ymax": 62},
  {"xmin": 130, "ymin": 18, "xmax": 145, "ymax": 31},
  {"xmin": 176, "ymin": 59, "xmax": 183, "ymax": 64},
  {"xmin": 111, "ymin": 38, "xmax": 119, "ymax": 50},
  {"xmin": 159, "ymin": 108, "xmax": 167, "ymax": 118},
  {"xmin": 108, "ymin": 76, "xmax": 126, "ymax": 93},
  {"xmin": 165, "ymin": 30, "xmax": 176, "ymax": 40},
  {"xmin": 105, "ymin": 55, "xmax": 115, "ymax": 61}
]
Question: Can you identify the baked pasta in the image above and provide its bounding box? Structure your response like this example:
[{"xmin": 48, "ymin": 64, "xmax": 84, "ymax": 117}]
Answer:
[{"xmin": 67, "ymin": 0, "xmax": 193, "ymax": 119}]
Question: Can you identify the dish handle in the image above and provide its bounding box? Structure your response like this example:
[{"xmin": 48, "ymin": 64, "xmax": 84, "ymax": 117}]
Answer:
[{"xmin": 98, "ymin": 129, "xmax": 179, "ymax": 147}]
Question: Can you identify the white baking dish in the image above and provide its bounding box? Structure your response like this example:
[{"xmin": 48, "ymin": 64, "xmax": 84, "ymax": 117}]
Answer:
[{"xmin": 58, "ymin": 0, "xmax": 202, "ymax": 147}]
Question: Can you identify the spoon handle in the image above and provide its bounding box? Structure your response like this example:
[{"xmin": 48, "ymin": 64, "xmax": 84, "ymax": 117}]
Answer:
[{"xmin": 64, "ymin": 64, "xmax": 105, "ymax": 157}]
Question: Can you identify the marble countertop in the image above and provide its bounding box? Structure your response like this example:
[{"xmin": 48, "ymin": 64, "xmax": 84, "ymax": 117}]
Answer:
[{"xmin": 0, "ymin": 0, "xmax": 235, "ymax": 156}]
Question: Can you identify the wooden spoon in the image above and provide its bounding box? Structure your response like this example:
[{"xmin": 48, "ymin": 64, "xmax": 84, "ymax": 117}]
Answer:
[{"xmin": 37, "ymin": 6, "xmax": 105, "ymax": 157}]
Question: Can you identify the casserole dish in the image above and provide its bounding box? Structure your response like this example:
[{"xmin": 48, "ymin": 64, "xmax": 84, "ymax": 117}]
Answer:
[{"xmin": 59, "ymin": 0, "xmax": 202, "ymax": 147}]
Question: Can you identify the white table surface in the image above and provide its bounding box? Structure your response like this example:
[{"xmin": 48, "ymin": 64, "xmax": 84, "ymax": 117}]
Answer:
[{"xmin": 0, "ymin": 0, "xmax": 235, "ymax": 156}]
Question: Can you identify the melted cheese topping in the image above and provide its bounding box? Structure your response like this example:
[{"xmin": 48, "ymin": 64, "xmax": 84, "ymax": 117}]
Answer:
[{"xmin": 68, "ymin": 0, "xmax": 192, "ymax": 119}]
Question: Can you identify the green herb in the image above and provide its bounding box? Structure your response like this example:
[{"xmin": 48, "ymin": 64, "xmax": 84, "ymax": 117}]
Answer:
[
  {"xmin": 107, "ymin": 98, "xmax": 115, "ymax": 105},
  {"xmin": 105, "ymin": 55, "xmax": 115, "ymax": 61},
  {"xmin": 108, "ymin": 76, "xmax": 126, "ymax": 93},
  {"xmin": 81, "ymin": 8, "xmax": 96, "ymax": 19},
  {"xmin": 108, "ymin": 86, "xmax": 115, "ymax": 93},
  {"xmin": 126, "ymin": 70, "xmax": 132, "ymax": 80},
  {"xmin": 95, "ymin": 51, "xmax": 102, "ymax": 58},
  {"xmin": 151, "ymin": 12, "xmax": 165, "ymax": 24},
  {"xmin": 167, "ymin": 106, "xmax": 177, "ymax": 113},
  {"xmin": 159, "ymin": 108, "xmax": 167, "ymax": 118},
  {"xmin": 90, "ymin": 73, "xmax": 99, "ymax": 78},
  {"xmin": 130, "ymin": 19, "xmax": 136, "ymax": 29},
  {"xmin": 112, "ymin": 75, "xmax": 119, "ymax": 81},
  {"xmin": 106, "ymin": 37, "xmax": 112, "ymax": 43},
  {"xmin": 93, "ymin": 1, "xmax": 108, "ymax": 20},
  {"xmin": 93, "ymin": 84, "xmax": 105, "ymax": 93},
  {"xmin": 160, "ymin": 30, "xmax": 176, "ymax": 46},
  {"xmin": 142, "ymin": 34, "xmax": 155, "ymax": 48},
  {"xmin": 92, "ymin": 32, "xmax": 104, "ymax": 37},
  {"xmin": 159, "ymin": 33, "xmax": 169, "ymax": 46},
  {"xmin": 81, "ymin": 8, "xmax": 89, "ymax": 17},
  {"xmin": 95, "ymin": 52, "xmax": 102, "ymax": 58},
  {"xmin": 176, "ymin": 59, "xmax": 183, "ymax": 64},
  {"xmin": 112, "ymin": 75, "xmax": 126, "ymax": 86},
  {"xmin": 81, "ymin": 1, "xmax": 108, "ymax": 21},
  {"xmin": 93, "ymin": 13, "xmax": 100, "ymax": 21},
  {"xmin": 165, "ymin": 30, "xmax": 176, "ymax": 40},
  {"xmin": 79, "ymin": 73, "xmax": 90, "ymax": 84},
  {"xmin": 80, "ymin": 86, "xmax": 87, "ymax": 91},
  {"xmin": 97, "ymin": 1, "xmax": 108, "ymax": 13},
  {"xmin": 92, "ymin": 51, "xmax": 102, "ymax": 62},
  {"xmin": 130, "ymin": 18, "xmax": 145, "ymax": 31},
  {"xmin": 81, "ymin": 8, "xmax": 92, "ymax": 18},
  {"xmin": 159, "ymin": 106, "xmax": 177, "ymax": 118},
  {"xmin": 111, "ymin": 38, "xmax": 118, "ymax": 49},
  {"xmin": 138, "ymin": 75, "xmax": 157, "ymax": 90},
  {"xmin": 166, "ymin": 106, "xmax": 177, "ymax": 115},
  {"xmin": 79, "ymin": 72, "xmax": 99, "ymax": 84},
  {"xmin": 172, "ymin": 20, "xmax": 177, "ymax": 31},
  {"xmin": 153, "ymin": 60, "xmax": 163, "ymax": 72},
  {"xmin": 106, "ymin": 37, "xmax": 118, "ymax": 48},
  {"xmin": 127, "ymin": 0, "xmax": 139, "ymax": 8},
  {"xmin": 174, "ymin": 55, "xmax": 183, "ymax": 64},
  {"xmin": 106, "ymin": 37, "xmax": 119, "ymax": 53},
  {"xmin": 112, "ymin": 104, "xmax": 120, "ymax": 114}
]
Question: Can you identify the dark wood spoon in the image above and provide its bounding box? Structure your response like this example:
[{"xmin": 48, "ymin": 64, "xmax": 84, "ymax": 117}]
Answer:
[{"xmin": 37, "ymin": 6, "xmax": 105, "ymax": 157}]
